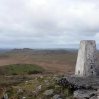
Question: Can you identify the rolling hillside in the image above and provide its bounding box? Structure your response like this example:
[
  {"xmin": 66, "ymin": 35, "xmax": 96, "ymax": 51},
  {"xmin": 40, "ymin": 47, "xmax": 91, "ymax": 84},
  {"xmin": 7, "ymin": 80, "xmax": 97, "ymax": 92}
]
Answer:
[{"xmin": 0, "ymin": 48, "xmax": 78, "ymax": 74}]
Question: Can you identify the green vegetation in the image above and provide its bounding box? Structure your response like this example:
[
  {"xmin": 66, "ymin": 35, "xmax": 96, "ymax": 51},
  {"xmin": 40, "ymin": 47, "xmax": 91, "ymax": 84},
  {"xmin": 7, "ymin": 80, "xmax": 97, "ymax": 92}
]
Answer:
[
  {"xmin": 0, "ymin": 64, "xmax": 44, "ymax": 75},
  {"xmin": 0, "ymin": 49, "xmax": 76, "ymax": 99},
  {"xmin": 0, "ymin": 75, "xmax": 34, "ymax": 87},
  {"xmin": 0, "ymin": 75, "xmax": 73, "ymax": 99},
  {"xmin": 0, "ymin": 49, "xmax": 78, "ymax": 74}
]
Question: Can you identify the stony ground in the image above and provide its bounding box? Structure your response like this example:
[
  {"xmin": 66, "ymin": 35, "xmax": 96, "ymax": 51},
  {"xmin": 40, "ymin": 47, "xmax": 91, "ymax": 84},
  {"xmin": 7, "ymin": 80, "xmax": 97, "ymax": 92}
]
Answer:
[
  {"xmin": 0, "ymin": 75, "xmax": 73, "ymax": 99},
  {"xmin": 59, "ymin": 75, "xmax": 99, "ymax": 99},
  {"xmin": 60, "ymin": 76, "xmax": 99, "ymax": 89}
]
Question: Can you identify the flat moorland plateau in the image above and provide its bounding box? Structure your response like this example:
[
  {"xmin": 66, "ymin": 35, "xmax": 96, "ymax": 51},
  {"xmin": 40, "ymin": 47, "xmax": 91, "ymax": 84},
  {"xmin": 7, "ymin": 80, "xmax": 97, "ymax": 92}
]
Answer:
[{"xmin": 0, "ymin": 48, "xmax": 78, "ymax": 75}]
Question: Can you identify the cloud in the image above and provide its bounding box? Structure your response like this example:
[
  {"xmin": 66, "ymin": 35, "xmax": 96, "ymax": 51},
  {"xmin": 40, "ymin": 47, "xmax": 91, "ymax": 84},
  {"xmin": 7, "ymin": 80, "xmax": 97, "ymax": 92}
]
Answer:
[{"xmin": 0, "ymin": 0, "xmax": 99, "ymax": 48}]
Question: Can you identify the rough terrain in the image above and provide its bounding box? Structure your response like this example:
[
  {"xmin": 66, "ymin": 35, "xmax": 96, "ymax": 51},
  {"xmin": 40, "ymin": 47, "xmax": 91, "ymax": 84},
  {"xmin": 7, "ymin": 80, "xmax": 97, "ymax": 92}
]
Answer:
[
  {"xmin": 0, "ymin": 49, "xmax": 77, "ymax": 74},
  {"xmin": 59, "ymin": 76, "xmax": 99, "ymax": 99}
]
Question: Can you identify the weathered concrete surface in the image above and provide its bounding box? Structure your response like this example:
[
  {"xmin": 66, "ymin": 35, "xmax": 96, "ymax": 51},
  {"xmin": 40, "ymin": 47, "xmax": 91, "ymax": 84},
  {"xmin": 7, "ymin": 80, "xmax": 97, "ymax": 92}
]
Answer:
[{"xmin": 75, "ymin": 40, "xmax": 99, "ymax": 77}]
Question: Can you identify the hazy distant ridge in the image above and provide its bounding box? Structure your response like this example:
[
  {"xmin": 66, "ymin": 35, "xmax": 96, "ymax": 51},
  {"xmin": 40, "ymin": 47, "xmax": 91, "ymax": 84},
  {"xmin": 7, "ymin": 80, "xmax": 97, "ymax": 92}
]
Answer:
[{"xmin": 8, "ymin": 48, "xmax": 71, "ymax": 55}]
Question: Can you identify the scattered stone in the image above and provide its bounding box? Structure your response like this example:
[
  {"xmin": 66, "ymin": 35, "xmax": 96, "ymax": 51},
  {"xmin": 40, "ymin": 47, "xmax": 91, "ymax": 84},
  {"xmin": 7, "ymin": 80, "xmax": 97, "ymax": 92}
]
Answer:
[
  {"xmin": 90, "ymin": 96, "xmax": 98, "ymax": 99},
  {"xmin": 43, "ymin": 89, "xmax": 54, "ymax": 95},
  {"xmin": 55, "ymin": 85, "xmax": 61, "ymax": 88},
  {"xmin": 66, "ymin": 97, "xmax": 71, "ymax": 99},
  {"xmin": 54, "ymin": 74, "xmax": 57, "ymax": 77},
  {"xmin": 73, "ymin": 89, "xmax": 96, "ymax": 99},
  {"xmin": 44, "ymin": 80, "xmax": 48, "ymax": 83},
  {"xmin": 22, "ymin": 97, "xmax": 26, "ymax": 99},
  {"xmin": 37, "ymin": 85, "xmax": 42, "ymax": 91},
  {"xmin": 25, "ymin": 81, "xmax": 28, "ymax": 83},
  {"xmin": 35, "ymin": 78, "xmax": 37, "ymax": 80},
  {"xmin": 3, "ymin": 93, "xmax": 8, "ymax": 99},
  {"xmin": 52, "ymin": 94, "xmax": 60, "ymax": 99},
  {"xmin": 32, "ymin": 90, "xmax": 38, "ymax": 96},
  {"xmin": 46, "ymin": 82, "xmax": 50, "ymax": 87},
  {"xmin": 17, "ymin": 88, "xmax": 24, "ymax": 94},
  {"xmin": 40, "ymin": 76, "xmax": 43, "ymax": 78},
  {"xmin": 54, "ymin": 77, "xmax": 61, "ymax": 82}
]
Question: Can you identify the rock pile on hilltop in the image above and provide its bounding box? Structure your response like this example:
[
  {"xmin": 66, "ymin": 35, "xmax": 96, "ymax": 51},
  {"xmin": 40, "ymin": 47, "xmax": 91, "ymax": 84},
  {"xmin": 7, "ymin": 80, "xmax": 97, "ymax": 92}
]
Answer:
[{"xmin": 58, "ymin": 76, "xmax": 99, "ymax": 99}]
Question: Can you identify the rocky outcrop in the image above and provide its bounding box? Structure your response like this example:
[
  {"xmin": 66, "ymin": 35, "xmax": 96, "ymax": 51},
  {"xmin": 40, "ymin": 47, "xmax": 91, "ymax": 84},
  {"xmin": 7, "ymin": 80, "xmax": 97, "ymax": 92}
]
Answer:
[
  {"xmin": 58, "ymin": 76, "xmax": 99, "ymax": 99},
  {"xmin": 58, "ymin": 76, "xmax": 99, "ymax": 89}
]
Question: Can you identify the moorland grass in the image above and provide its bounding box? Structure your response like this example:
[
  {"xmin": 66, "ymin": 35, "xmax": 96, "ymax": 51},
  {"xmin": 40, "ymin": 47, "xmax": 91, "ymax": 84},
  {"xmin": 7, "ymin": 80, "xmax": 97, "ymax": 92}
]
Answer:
[{"xmin": 5, "ymin": 75, "xmax": 73, "ymax": 99}]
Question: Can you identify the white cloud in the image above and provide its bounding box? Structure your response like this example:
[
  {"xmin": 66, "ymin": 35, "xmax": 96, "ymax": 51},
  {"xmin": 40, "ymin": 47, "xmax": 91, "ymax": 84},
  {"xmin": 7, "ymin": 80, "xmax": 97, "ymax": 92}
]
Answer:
[{"xmin": 0, "ymin": 0, "xmax": 99, "ymax": 48}]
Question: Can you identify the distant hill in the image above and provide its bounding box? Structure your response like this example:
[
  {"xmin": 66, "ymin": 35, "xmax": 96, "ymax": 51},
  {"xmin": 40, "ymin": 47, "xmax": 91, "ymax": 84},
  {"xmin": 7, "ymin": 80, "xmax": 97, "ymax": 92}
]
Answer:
[
  {"xmin": 7, "ymin": 48, "xmax": 73, "ymax": 55},
  {"xmin": 0, "ymin": 48, "xmax": 78, "ymax": 74}
]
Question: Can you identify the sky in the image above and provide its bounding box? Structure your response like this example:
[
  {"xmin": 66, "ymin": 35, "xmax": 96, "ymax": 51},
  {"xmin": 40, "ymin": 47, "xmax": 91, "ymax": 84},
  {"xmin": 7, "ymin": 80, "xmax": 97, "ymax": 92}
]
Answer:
[{"xmin": 0, "ymin": 0, "xmax": 99, "ymax": 49}]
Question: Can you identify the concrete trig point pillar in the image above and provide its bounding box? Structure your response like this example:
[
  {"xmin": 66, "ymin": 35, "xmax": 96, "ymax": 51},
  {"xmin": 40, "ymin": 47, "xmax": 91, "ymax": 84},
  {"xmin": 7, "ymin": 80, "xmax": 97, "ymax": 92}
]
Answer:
[{"xmin": 75, "ymin": 40, "xmax": 99, "ymax": 77}]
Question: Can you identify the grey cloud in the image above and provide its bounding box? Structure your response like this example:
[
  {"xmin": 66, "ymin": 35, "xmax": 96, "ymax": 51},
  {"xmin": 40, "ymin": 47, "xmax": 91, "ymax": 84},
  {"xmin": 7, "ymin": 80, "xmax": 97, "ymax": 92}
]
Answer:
[{"xmin": 0, "ymin": 0, "xmax": 99, "ymax": 48}]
